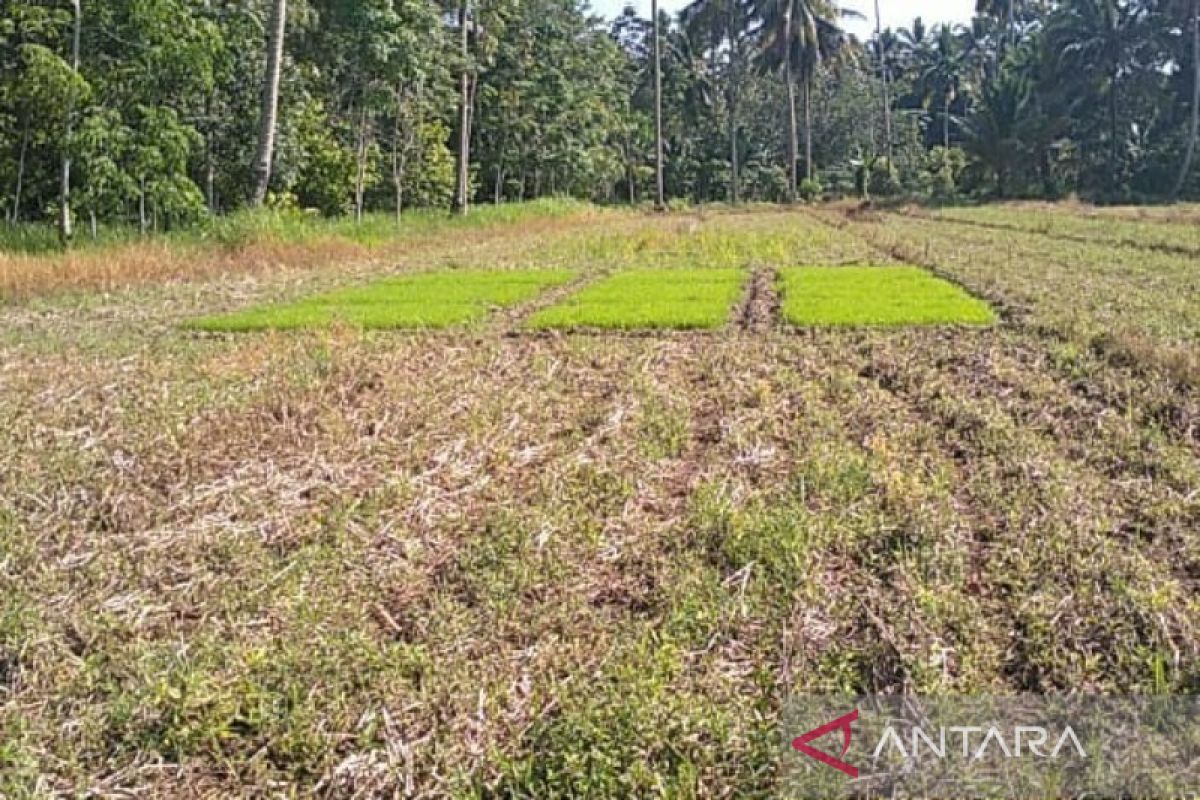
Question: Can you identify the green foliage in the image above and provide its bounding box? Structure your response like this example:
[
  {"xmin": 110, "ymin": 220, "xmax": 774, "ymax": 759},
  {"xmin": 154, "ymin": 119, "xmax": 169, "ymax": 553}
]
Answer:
[
  {"xmin": 290, "ymin": 100, "xmax": 357, "ymax": 216},
  {"xmin": 4, "ymin": 0, "xmax": 1200, "ymax": 234},
  {"xmin": 190, "ymin": 268, "xmax": 574, "ymax": 332},
  {"xmin": 919, "ymin": 146, "xmax": 967, "ymax": 199},
  {"xmin": 868, "ymin": 157, "xmax": 902, "ymax": 197},
  {"xmin": 404, "ymin": 120, "xmax": 454, "ymax": 209},
  {"xmin": 798, "ymin": 177, "xmax": 823, "ymax": 201},
  {"xmin": 779, "ymin": 265, "xmax": 997, "ymax": 326},
  {"xmin": 528, "ymin": 268, "xmax": 746, "ymax": 330}
]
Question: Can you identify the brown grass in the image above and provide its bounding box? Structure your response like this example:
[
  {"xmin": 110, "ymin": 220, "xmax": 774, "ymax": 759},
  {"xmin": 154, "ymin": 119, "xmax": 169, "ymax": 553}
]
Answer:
[{"xmin": 0, "ymin": 209, "xmax": 604, "ymax": 301}]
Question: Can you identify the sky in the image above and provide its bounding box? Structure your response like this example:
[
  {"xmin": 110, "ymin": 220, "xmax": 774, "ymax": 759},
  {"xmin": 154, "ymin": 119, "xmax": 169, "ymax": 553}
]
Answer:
[{"xmin": 589, "ymin": 0, "xmax": 976, "ymax": 38}]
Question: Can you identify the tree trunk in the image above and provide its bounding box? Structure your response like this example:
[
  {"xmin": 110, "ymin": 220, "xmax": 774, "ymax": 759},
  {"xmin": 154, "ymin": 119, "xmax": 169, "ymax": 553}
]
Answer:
[
  {"xmin": 803, "ymin": 77, "xmax": 813, "ymax": 182},
  {"xmin": 354, "ymin": 103, "xmax": 369, "ymax": 222},
  {"xmin": 251, "ymin": 0, "xmax": 287, "ymax": 207},
  {"xmin": 139, "ymin": 176, "xmax": 148, "ymax": 234},
  {"xmin": 785, "ymin": 56, "xmax": 798, "ymax": 202},
  {"xmin": 624, "ymin": 138, "xmax": 636, "ymax": 202},
  {"xmin": 728, "ymin": 27, "xmax": 740, "ymax": 205},
  {"xmin": 59, "ymin": 0, "xmax": 81, "ymax": 243},
  {"xmin": 943, "ymin": 91, "xmax": 951, "ymax": 149},
  {"xmin": 652, "ymin": 0, "xmax": 665, "ymax": 210},
  {"xmin": 392, "ymin": 88, "xmax": 405, "ymax": 222},
  {"xmin": 452, "ymin": 0, "xmax": 471, "ymax": 215},
  {"xmin": 874, "ymin": 0, "xmax": 893, "ymax": 163},
  {"xmin": 1109, "ymin": 64, "xmax": 1119, "ymax": 189},
  {"xmin": 10, "ymin": 124, "xmax": 29, "ymax": 224},
  {"xmin": 1175, "ymin": 0, "xmax": 1200, "ymax": 199},
  {"xmin": 204, "ymin": 93, "xmax": 217, "ymax": 213}
]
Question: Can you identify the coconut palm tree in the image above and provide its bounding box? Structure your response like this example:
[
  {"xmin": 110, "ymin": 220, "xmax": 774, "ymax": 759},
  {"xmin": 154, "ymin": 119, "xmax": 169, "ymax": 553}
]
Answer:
[
  {"xmin": 976, "ymin": 0, "xmax": 1019, "ymax": 55},
  {"xmin": 917, "ymin": 25, "xmax": 969, "ymax": 149},
  {"xmin": 652, "ymin": 0, "xmax": 666, "ymax": 209},
  {"xmin": 252, "ymin": 0, "xmax": 288, "ymax": 207},
  {"xmin": 963, "ymin": 65, "xmax": 1030, "ymax": 197},
  {"xmin": 750, "ymin": 0, "xmax": 857, "ymax": 200},
  {"xmin": 1044, "ymin": 0, "xmax": 1137, "ymax": 189},
  {"xmin": 681, "ymin": 0, "xmax": 753, "ymax": 203}
]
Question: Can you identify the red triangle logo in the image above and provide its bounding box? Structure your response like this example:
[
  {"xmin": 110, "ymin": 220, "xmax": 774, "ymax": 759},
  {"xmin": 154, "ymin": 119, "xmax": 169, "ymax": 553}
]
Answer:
[{"xmin": 791, "ymin": 708, "xmax": 860, "ymax": 778}]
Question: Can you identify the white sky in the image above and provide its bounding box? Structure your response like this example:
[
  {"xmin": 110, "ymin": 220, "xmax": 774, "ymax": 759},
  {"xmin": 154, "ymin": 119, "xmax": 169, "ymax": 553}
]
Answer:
[{"xmin": 589, "ymin": 0, "xmax": 977, "ymax": 38}]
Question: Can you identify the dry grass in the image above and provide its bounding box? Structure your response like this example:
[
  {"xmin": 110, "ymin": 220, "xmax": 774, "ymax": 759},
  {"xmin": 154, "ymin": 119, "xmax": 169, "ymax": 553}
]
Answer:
[
  {"xmin": 1, "ymin": 206, "xmax": 1197, "ymax": 797},
  {"xmin": 0, "ymin": 204, "xmax": 605, "ymax": 301}
]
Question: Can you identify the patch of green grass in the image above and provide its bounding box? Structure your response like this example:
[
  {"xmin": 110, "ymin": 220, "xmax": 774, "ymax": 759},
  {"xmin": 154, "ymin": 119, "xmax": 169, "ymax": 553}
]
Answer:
[
  {"xmin": 189, "ymin": 269, "xmax": 573, "ymax": 332},
  {"xmin": 528, "ymin": 268, "xmax": 745, "ymax": 330},
  {"xmin": 779, "ymin": 265, "xmax": 996, "ymax": 327}
]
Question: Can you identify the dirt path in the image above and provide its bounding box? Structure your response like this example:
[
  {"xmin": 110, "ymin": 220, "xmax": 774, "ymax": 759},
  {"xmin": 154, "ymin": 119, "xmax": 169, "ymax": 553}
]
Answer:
[{"xmin": 734, "ymin": 266, "xmax": 779, "ymax": 333}]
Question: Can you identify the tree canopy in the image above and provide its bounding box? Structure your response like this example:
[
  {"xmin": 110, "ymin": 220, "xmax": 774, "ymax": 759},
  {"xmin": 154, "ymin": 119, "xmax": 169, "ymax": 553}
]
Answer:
[{"xmin": 3, "ymin": 0, "xmax": 1200, "ymax": 237}]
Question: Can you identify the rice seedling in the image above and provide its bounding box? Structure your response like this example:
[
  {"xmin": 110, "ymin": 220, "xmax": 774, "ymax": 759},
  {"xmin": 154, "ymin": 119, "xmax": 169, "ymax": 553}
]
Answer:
[
  {"xmin": 778, "ymin": 265, "xmax": 996, "ymax": 327},
  {"xmin": 527, "ymin": 267, "xmax": 746, "ymax": 330},
  {"xmin": 189, "ymin": 268, "xmax": 574, "ymax": 331}
]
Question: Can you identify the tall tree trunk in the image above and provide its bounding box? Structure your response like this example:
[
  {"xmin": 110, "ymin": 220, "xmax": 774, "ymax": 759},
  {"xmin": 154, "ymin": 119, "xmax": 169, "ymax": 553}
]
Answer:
[
  {"xmin": 728, "ymin": 92, "xmax": 739, "ymax": 204},
  {"xmin": 204, "ymin": 94, "xmax": 217, "ymax": 213},
  {"xmin": 728, "ymin": 26, "xmax": 740, "ymax": 205},
  {"xmin": 139, "ymin": 176, "xmax": 148, "ymax": 234},
  {"xmin": 943, "ymin": 92, "xmax": 951, "ymax": 149},
  {"xmin": 785, "ymin": 56, "xmax": 798, "ymax": 202},
  {"xmin": 59, "ymin": 0, "xmax": 81, "ymax": 243},
  {"xmin": 394, "ymin": 150, "xmax": 406, "ymax": 222},
  {"xmin": 1109, "ymin": 63, "xmax": 1119, "ymax": 190},
  {"xmin": 392, "ymin": 85, "xmax": 405, "ymax": 223},
  {"xmin": 206, "ymin": 145, "xmax": 217, "ymax": 213},
  {"xmin": 1007, "ymin": 0, "xmax": 1015, "ymax": 51},
  {"xmin": 354, "ymin": 103, "xmax": 369, "ymax": 222},
  {"xmin": 452, "ymin": 0, "xmax": 471, "ymax": 215},
  {"xmin": 494, "ymin": 126, "xmax": 507, "ymax": 204},
  {"xmin": 252, "ymin": 0, "xmax": 287, "ymax": 207},
  {"xmin": 624, "ymin": 138, "xmax": 636, "ymax": 202},
  {"xmin": 803, "ymin": 77, "xmax": 813, "ymax": 182},
  {"xmin": 874, "ymin": 0, "xmax": 893, "ymax": 163},
  {"xmin": 10, "ymin": 124, "xmax": 29, "ymax": 224},
  {"xmin": 1175, "ymin": 0, "xmax": 1200, "ymax": 199},
  {"xmin": 652, "ymin": 0, "xmax": 665, "ymax": 210}
]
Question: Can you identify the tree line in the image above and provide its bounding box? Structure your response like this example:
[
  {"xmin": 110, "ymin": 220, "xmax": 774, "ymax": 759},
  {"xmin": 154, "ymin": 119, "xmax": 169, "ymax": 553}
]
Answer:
[{"xmin": 2, "ymin": 0, "xmax": 1199, "ymax": 241}]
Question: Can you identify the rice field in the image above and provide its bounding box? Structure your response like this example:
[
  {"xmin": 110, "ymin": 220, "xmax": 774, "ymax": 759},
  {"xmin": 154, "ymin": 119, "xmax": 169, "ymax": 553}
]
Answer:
[
  {"xmin": 777, "ymin": 265, "xmax": 996, "ymax": 327},
  {"xmin": 0, "ymin": 203, "xmax": 1196, "ymax": 798},
  {"xmin": 191, "ymin": 269, "xmax": 575, "ymax": 331}
]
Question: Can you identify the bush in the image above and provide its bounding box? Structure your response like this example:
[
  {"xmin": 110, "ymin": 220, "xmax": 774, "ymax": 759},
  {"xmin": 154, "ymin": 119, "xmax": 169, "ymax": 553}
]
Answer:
[
  {"xmin": 868, "ymin": 157, "xmax": 902, "ymax": 197},
  {"xmin": 798, "ymin": 178, "xmax": 823, "ymax": 202},
  {"xmin": 919, "ymin": 147, "xmax": 967, "ymax": 200}
]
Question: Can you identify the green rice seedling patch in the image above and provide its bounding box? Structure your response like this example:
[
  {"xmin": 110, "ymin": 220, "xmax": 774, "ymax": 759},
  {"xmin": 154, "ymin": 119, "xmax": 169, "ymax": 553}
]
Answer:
[
  {"xmin": 528, "ymin": 267, "xmax": 745, "ymax": 330},
  {"xmin": 190, "ymin": 268, "xmax": 574, "ymax": 331},
  {"xmin": 779, "ymin": 265, "xmax": 996, "ymax": 327}
]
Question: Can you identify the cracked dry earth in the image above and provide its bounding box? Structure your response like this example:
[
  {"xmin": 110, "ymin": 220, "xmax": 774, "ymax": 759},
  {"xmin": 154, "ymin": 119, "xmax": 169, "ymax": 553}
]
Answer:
[{"xmin": 0, "ymin": 207, "xmax": 1197, "ymax": 797}]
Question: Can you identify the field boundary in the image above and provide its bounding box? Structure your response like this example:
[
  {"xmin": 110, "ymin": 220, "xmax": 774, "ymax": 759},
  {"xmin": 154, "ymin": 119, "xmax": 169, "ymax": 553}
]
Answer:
[{"xmin": 732, "ymin": 265, "xmax": 780, "ymax": 333}]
